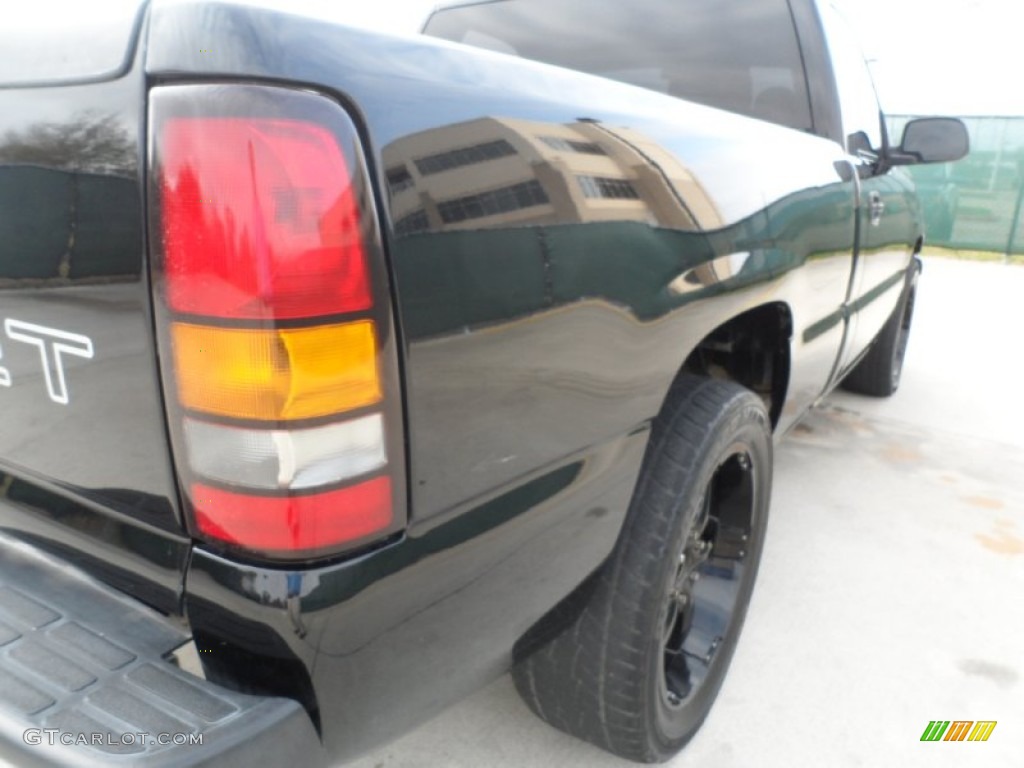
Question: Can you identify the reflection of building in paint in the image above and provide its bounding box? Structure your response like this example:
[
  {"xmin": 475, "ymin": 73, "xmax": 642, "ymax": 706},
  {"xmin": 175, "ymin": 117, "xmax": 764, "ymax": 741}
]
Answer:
[{"xmin": 382, "ymin": 117, "xmax": 723, "ymax": 235}]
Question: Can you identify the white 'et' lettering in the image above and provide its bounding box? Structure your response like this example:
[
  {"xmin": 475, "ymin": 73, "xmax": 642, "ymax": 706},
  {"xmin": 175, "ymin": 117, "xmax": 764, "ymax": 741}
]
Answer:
[
  {"xmin": 0, "ymin": 338, "xmax": 9, "ymax": 387},
  {"xmin": 3, "ymin": 319, "xmax": 94, "ymax": 405}
]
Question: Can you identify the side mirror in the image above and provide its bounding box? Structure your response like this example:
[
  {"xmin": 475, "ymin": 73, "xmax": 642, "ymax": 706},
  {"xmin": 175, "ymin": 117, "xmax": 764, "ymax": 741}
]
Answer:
[{"xmin": 889, "ymin": 117, "xmax": 969, "ymax": 166}]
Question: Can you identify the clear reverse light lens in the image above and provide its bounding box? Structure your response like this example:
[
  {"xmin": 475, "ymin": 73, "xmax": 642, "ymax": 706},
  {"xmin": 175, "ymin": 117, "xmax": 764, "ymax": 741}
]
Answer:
[{"xmin": 184, "ymin": 413, "xmax": 386, "ymax": 491}]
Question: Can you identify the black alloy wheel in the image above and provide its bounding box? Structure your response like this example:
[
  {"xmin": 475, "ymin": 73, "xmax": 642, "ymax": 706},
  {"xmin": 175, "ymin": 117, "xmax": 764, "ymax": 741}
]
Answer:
[{"xmin": 659, "ymin": 448, "xmax": 755, "ymax": 712}]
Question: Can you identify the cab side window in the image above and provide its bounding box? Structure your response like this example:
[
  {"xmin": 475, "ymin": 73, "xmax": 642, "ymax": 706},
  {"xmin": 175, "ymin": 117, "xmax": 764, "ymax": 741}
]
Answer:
[
  {"xmin": 425, "ymin": 0, "xmax": 814, "ymax": 133},
  {"xmin": 818, "ymin": 3, "xmax": 884, "ymax": 157}
]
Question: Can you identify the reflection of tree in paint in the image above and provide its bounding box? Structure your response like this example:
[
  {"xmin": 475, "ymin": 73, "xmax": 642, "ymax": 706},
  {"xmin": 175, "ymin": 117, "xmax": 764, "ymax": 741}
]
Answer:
[
  {"xmin": 0, "ymin": 112, "xmax": 139, "ymax": 282},
  {"xmin": 0, "ymin": 112, "xmax": 133, "ymax": 175}
]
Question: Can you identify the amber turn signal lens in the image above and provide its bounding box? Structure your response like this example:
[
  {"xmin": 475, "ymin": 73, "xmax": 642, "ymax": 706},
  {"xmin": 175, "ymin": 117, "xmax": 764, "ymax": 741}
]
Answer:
[{"xmin": 171, "ymin": 320, "xmax": 380, "ymax": 421}]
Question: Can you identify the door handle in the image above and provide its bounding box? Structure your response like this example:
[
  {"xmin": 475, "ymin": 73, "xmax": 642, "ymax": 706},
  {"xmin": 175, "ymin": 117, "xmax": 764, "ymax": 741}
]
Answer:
[{"xmin": 869, "ymin": 191, "xmax": 885, "ymax": 226}]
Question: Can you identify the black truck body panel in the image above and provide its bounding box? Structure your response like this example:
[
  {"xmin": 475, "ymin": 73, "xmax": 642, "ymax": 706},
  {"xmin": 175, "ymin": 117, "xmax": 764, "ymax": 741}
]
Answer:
[
  {"xmin": 0, "ymin": 0, "xmax": 928, "ymax": 763},
  {"xmin": 0, "ymin": 10, "xmax": 188, "ymax": 617}
]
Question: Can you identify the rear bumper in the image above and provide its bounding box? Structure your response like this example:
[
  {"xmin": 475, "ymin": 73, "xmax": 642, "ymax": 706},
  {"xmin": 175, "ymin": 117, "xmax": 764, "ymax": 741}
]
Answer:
[{"xmin": 0, "ymin": 532, "xmax": 326, "ymax": 768}]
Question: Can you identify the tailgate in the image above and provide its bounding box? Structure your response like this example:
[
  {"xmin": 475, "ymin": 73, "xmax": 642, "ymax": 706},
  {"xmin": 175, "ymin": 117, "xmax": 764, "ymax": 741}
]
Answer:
[{"xmin": 0, "ymin": 1, "xmax": 188, "ymax": 613}]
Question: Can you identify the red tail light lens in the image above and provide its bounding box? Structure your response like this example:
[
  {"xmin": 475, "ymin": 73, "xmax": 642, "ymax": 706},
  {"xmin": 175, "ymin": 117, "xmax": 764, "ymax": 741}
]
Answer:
[
  {"xmin": 160, "ymin": 117, "xmax": 371, "ymax": 320},
  {"xmin": 149, "ymin": 84, "xmax": 404, "ymax": 561},
  {"xmin": 192, "ymin": 477, "xmax": 393, "ymax": 553}
]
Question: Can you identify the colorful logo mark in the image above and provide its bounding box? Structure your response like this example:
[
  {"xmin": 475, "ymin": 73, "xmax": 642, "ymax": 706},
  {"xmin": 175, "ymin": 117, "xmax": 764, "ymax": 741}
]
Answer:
[{"xmin": 921, "ymin": 721, "xmax": 997, "ymax": 742}]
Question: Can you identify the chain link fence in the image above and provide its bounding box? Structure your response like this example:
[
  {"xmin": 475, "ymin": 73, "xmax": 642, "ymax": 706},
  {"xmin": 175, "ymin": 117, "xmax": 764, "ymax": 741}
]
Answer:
[{"xmin": 889, "ymin": 116, "xmax": 1024, "ymax": 257}]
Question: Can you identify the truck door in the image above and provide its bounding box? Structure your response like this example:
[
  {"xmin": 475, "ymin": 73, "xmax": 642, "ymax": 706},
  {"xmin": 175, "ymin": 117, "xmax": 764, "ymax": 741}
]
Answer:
[{"xmin": 819, "ymin": 3, "xmax": 917, "ymax": 380}]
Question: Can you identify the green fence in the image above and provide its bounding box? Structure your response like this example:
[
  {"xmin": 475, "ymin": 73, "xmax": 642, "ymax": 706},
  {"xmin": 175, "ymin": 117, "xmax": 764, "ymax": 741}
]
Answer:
[
  {"xmin": 0, "ymin": 165, "xmax": 139, "ymax": 281},
  {"xmin": 889, "ymin": 116, "xmax": 1024, "ymax": 256}
]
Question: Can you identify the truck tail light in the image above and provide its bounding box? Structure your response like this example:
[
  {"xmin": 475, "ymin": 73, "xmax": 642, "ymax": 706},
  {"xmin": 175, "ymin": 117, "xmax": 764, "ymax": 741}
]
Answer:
[{"xmin": 148, "ymin": 84, "xmax": 405, "ymax": 560}]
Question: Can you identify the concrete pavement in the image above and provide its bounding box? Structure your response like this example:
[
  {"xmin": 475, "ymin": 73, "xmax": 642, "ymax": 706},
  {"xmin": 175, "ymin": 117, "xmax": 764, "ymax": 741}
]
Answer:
[{"xmin": 351, "ymin": 257, "xmax": 1023, "ymax": 768}]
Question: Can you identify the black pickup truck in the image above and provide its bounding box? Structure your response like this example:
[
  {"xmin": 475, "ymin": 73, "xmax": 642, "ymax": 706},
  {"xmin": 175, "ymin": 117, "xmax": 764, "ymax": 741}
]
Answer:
[{"xmin": 0, "ymin": 0, "xmax": 966, "ymax": 765}]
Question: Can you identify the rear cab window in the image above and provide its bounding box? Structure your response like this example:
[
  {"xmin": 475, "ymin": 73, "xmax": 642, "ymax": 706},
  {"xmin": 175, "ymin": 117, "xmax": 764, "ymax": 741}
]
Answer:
[{"xmin": 425, "ymin": 0, "xmax": 815, "ymax": 133}]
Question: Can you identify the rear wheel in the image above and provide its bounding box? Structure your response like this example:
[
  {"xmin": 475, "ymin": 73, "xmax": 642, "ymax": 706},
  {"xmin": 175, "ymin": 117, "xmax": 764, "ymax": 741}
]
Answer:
[
  {"xmin": 842, "ymin": 264, "xmax": 920, "ymax": 397},
  {"xmin": 512, "ymin": 375, "xmax": 772, "ymax": 763}
]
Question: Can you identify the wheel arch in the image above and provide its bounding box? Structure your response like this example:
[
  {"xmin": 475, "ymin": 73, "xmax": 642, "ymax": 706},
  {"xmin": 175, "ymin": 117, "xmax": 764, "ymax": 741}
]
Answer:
[{"xmin": 668, "ymin": 301, "xmax": 793, "ymax": 430}]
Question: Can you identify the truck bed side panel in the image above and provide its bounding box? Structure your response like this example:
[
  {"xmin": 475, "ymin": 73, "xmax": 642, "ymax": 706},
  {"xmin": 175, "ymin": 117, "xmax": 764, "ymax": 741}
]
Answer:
[{"xmin": 143, "ymin": 4, "xmax": 870, "ymax": 760}]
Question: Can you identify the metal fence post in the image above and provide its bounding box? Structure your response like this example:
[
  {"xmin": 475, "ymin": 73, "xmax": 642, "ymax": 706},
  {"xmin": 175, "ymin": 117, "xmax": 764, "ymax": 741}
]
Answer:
[{"xmin": 1007, "ymin": 171, "xmax": 1024, "ymax": 264}]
